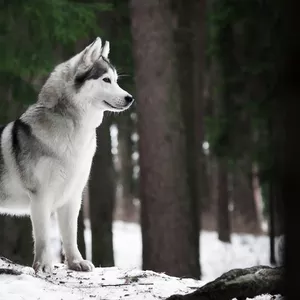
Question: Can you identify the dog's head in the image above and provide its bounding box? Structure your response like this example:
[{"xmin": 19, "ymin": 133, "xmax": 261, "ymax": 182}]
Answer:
[
  {"xmin": 69, "ymin": 37, "xmax": 134, "ymax": 113},
  {"xmin": 39, "ymin": 37, "xmax": 134, "ymax": 124}
]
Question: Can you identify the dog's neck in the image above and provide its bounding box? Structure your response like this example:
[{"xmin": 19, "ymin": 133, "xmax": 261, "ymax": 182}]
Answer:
[{"xmin": 20, "ymin": 102, "xmax": 99, "ymax": 159}]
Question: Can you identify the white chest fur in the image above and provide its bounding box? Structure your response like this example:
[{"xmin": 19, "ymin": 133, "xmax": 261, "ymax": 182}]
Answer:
[{"xmin": 38, "ymin": 130, "xmax": 97, "ymax": 210}]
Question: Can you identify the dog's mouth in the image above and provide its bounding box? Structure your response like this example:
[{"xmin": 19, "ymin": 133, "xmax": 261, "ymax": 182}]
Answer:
[{"xmin": 104, "ymin": 100, "xmax": 126, "ymax": 110}]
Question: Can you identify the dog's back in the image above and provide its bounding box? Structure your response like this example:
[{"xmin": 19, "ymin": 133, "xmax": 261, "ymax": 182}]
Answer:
[{"xmin": 0, "ymin": 121, "xmax": 38, "ymax": 215}]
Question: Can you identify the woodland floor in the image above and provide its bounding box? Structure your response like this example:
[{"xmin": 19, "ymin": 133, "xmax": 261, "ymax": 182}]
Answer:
[
  {"xmin": 0, "ymin": 258, "xmax": 283, "ymax": 300},
  {"xmin": 0, "ymin": 221, "xmax": 284, "ymax": 300}
]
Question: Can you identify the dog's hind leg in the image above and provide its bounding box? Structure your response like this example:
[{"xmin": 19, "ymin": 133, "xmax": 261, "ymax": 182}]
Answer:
[
  {"xmin": 30, "ymin": 199, "xmax": 53, "ymax": 273},
  {"xmin": 56, "ymin": 197, "xmax": 94, "ymax": 272}
]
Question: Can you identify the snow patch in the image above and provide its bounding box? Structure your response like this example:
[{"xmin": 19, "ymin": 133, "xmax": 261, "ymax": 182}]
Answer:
[
  {"xmin": 0, "ymin": 258, "xmax": 282, "ymax": 300},
  {"xmin": 0, "ymin": 258, "xmax": 201, "ymax": 300},
  {"xmin": 112, "ymin": 221, "xmax": 272, "ymax": 281}
]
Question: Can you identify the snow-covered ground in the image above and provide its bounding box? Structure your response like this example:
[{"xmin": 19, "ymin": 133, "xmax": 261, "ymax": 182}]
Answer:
[
  {"xmin": 0, "ymin": 261, "xmax": 202, "ymax": 300},
  {"xmin": 0, "ymin": 258, "xmax": 282, "ymax": 300},
  {"xmin": 111, "ymin": 221, "xmax": 274, "ymax": 281},
  {"xmin": 0, "ymin": 220, "xmax": 283, "ymax": 300}
]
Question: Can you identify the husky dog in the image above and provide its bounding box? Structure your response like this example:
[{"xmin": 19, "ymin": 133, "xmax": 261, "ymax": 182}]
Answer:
[{"xmin": 0, "ymin": 37, "xmax": 134, "ymax": 272}]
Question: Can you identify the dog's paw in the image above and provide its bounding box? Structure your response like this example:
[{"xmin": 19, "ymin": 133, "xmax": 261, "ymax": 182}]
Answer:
[
  {"xmin": 68, "ymin": 259, "xmax": 95, "ymax": 272},
  {"xmin": 33, "ymin": 261, "xmax": 53, "ymax": 273}
]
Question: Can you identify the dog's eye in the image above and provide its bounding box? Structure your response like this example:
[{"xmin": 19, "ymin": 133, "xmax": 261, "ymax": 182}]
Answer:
[{"xmin": 103, "ymin": 77, "xmax": 111, "ymax": 83}]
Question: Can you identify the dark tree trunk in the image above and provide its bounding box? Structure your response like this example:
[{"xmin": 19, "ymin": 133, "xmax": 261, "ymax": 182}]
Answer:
[
  {"xmin": 117, "ymin": 113, "xmax": 136, "ymax": 222},
  {"xmin": 213, "ymin": 11, "xmax": 234, "ymax": 244},
  {"xmin": 268, "ymin": 100, "xmax": 284, "ymax": 265},
  {"xmin": 0, "ymin": 217, "xmax": 33, "ymax": 266},
  {"xmin": 174, "ymin": 0, "xmax": 206, "ymax": 278},
  {"xmin": 232, "ymin": 160, "xmax": 262, "ymax": 235},
  {"xmin": 130, "ymin": 0, "xmax": 200, "ymax": 278},
  {"xmin": 205, "ymin": 155, "xmax": 218, "ymax": 231},
  {"xmin": 217, "ymin": 159, "xmax": 231, "ymax": 243},
  {"xmin": 198, "ymin": 162, "xmax": 211, "ymax": 231},
  {"xmin": 89, "ymin": 117, "xmax": 115, "ymax": 267},
  {"xmin": 269, "ymin": 178, "xmax": 277, "ymax": 265},
  {"xmin": 77, "ymin": 205, "xmax": 86, "ymax": 260},
  {"xmin": 271, "ymin": 179, "xmax": 284, "ymax": 237},
  {"xmin": 277, "ymin": 0, "xmax": 299, "ymax": 296},
  {"xmin": 192, "ymin": 0, "xmax": 209, "ymax": 226},
  {"xmin": 203, "ymin": 57, "xmax": 219, "ymax": 232}
]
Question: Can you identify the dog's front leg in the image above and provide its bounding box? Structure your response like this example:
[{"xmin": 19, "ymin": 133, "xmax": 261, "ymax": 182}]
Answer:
[
  {"xmin": 31, "ymin": 200, "xmax": 53, "ymax": 273},
  {"xmin": 56, "ymin": 198, "xmax": 94, "ymax": 272}
]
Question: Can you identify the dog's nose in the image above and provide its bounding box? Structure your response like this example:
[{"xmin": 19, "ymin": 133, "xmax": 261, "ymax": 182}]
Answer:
[{"xmin": 125, "ymin": 95, "xmax": 134, "ymax": 104}]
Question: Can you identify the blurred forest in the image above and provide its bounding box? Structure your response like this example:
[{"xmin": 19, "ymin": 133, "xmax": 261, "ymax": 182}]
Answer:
[{"xmin": 0, "ymin": 0, "xmax": 288, "ymax": 282}]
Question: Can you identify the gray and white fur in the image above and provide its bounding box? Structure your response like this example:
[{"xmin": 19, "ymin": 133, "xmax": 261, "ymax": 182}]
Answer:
[{"xmin": 0, "ymin": 37, "xmax": 134, "ymax": 272}]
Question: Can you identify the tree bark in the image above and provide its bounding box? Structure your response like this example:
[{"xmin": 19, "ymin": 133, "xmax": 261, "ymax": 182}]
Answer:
[
  {"xmin": 192, "ymin": 0, "xmax": 209, "ymax": 226},
  {"xmin": 77, "ymin": 205, "xmax": 86, "ymax": 260},
  {"xmin": 205, "ymin": 155, "xmax": 218, "ymax": 231},
  {"xmin": 117, "ymin": 113, "xmax": 136, "ymax": 222},
  {"xmin": 232, "ymin": 161, "xmax": 262, "ymax": 235},
  {"xmin": 89, "ymin": 117, "xmax": 115, "ymax": 267},
  {"xmin": 130, "ymin": 0, "xmax": 200, "ymax": 278},
  {"xmin": 270, "ymin": 176, "xmax": 284, "ymax": 237},
  {"xmin": 217, "ymin": 159, "xmax": 231, "ymax": 243},
  {"xmin": 174, "ymin": 0, "xmax": 205, "ymax": 278},
  {"xmin": 166, "ymin": 266, "xmax": 284, "ymax": 300},
  {"xmin": 203, "ymin": 56, "xmax": 219, "ymax": 232},
  {"xmin": 0, "ymin": 217, "xmax": 33, "ymax": 266},
  {"xmin": 268, "ymin": 177, "xmax": 276, "ymax": 265},
  {"xmin": 276, "ymin": 0, "xmax": 299, "ymax": 296}
]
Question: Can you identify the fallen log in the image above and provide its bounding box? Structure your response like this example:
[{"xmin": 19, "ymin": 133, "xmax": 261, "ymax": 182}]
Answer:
[
  {"xmin": 166, "ymin": 266, "xmax": 284, "ymax": 300},
  {"xmin": 0, "ymin": 256, "xmax": 31, "ymax": 276},
  {"xmin": 0, "ymin": 268, "xmax": 22, "ymax": 275}
]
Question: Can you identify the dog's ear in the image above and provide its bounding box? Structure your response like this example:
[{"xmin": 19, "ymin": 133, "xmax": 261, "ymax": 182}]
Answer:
[
  {"xmin": 69, "ymin": 37, "xmax": 103, "ymax": 70},
  {"xmin": 101, "ymin": 41, "xmax": 110, "ymax": 59},
  {"xmin": 82, "ymin": 37, "xmax": 103, "ymax": 65}
]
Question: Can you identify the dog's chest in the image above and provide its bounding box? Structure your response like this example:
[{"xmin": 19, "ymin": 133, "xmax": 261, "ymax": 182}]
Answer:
[{"xmin": 51, "ymin": 135, "xmax": 96, "ymax": 206}]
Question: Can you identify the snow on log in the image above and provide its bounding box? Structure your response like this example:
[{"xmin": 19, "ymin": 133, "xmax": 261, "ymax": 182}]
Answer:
[{"xmin": 166, "ymin": 266, "xmax": 284, "ymax": 300}]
